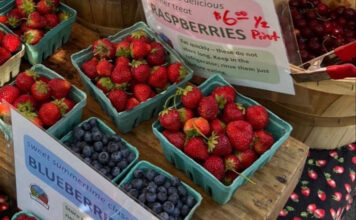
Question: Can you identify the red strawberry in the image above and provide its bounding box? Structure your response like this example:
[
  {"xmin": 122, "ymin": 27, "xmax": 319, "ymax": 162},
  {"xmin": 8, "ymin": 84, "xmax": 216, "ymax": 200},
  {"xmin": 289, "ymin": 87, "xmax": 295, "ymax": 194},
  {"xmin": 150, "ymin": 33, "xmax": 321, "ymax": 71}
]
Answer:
[
  {"xmin": 23, "ymin": 111, "xmax": 43, "ymax": 128},
  {"xmin": 167, "ymin": 62, "xmax": 187, "ymax": 83},
  {"xmin": 0, "ymin": 103, "xmax": 10, "ymax": 118},
  {"xmin": 223, "ymin": 171, "xmax": 238, "ymax": 185},
  {"xmin": 0, "ymin": 31, "xmax": 3, "ymax": 42},
  {"xmin": 57, "ymin": 11, "xmax": 70, "ymax": 22},
  {"xmin": 0, "ymin": 47, "xmax": 11, "ymax": 65},
  {"xmin": 125, "ymin": 97, "xmax": 140, "ymax": 110},
  {"xmin": 0, "ymin": 85, "xmax": 20, "ymax": 104},
  {"xmin": 224, "ymin": 154, "xmax": 241, "ymax": 172},
  {"xmin": 222, "ymin": 103, "xmax": 245, "ymax": 123},
  {"xmin": 350, "ymin": 169, "xmax": 355, "ymax": 182},
  {"xmin": 82, "ymin": 57, "xmax": 98, "ymax": 79},
  {"xmin": 204, "ymin": 156, "xmax": 225, "ymax": 181},
  {"xmin": 212, "ymin": 86, "xmax": 236, "ymax": 109},
  {"xmin": 63, "ymin": 98, "xmax": 75, "ymax": 113},
  {"xmin": 332, "ymin": 192, "xmax": 342, "ymax": 201},
  {"xmin": 44, "ymin": 13, "xmax": 59, "ymax": 28},
  {"xmin": 330, "ymin": 208, "xmax": 336, "ymax": 219},
  {"xmin": 162, "ymin": 130, "xmax": 185, "ymax": 150},
  {"xmin": 183, "ymin": 117, "xmax": 210, "ymax": 137},
  {"xmin": 324, "ymin": 173, "xmax": 336, "ymax": 188},
  {"xmin": 92, "ymin": 39, "xmax": 115, "ymax": 59},
  {"xmin": 39, "ymin": 102, "xmax": 61, "ymax": 126},
  {"xmin": 318, "ymin": 190, "xmax": 326, "ymax": 201},
  {"xmin": 31, "ymin": 80, "xmax": 51, "ymax": 101},
  {"xmin": 333, "ymin": 166, "xmax": 344, "ymax": 174},
  {"xmin": 115, "ymin": 40, "xmax": 130, "ymax": 57},
  {"xmin": 20, "ymin": 21, "xmax": 32, "ymax": 33},
  {"xmin": 2, "ymin": 34, "xmax": 21, "ymax": 53},
  {"xmin": 353, "ymin": 156, "xmax": 356, "ymax": 165},
  {"xmin": 52, "ymin": 98, "xmax": 74, "ymax": 116},
  {"xmin": 226, "ymin": 120, "xmax": 253, "ymax": 151},
  {"xmin": 115, "ymin": 56, "xmax": 130, "ymax": 68},
  {"xmin": 131, "ymin": 60, "xmax": 151, "ymax": 83},
  {"xmin": 108, "ymin": 89, "xmax": 127, "ymax": 112},
  {"xmin": 180, "ymin": 85, "xmax": 203, "ymax": 109},
  {"xmin": 329, "ymin": 150, "xmax": 338, "ymax": 158},
  {"xmin": 27, "ymin": 12, "xmax": 46, "ymax": 29},
  {"xmin": 246, "ymin": 105, "xmax": 269, "ymax": 130},
  {"xmin": 50, "ymin": 0, "xmax": 59, "ymax": 7},
  {"xmin": 37, "ymin": 0, "xmax": 53, "ymax": 15},
  {"xmin": 13, "ymin": 94, "xmax": 37, "ymax": 112},
  {"xmin": 130, "ymin": 40, "xmax": 151, "ymax": 59},
  {"xmin": 48, "ymin": 78, "xmax": 71, "ymax": 99},
  {"xmin": 253, "ymin": 130, "xmax": 274, "ymax": 155},
  {"xmin": 133, "ymin": 84, "xmax": 152, "ymax": 102},
  {"xmin": 0, "ymin": 203, "xmax": 8, "ymax": 212},
  {"xmin": 344, "ymin": 183, "xmax": 351, "ymax": 193},
  {"xmin": 177, "ymin": 107, "xmax": 194, "ymax": 123},
  {"xmin": 307, "ymin": 204, "xmax": 317, "ymax": 213},
  {"xmin": 301, "ymin": 186, "xmax": 310, "ymax": 197},
  {"xmin": 235, "ymin": 149, "xmax": 258, "ymax": 170},
  {"xmin": 38, "ymin": 76, "xmax": 51, "ymax": 84},
  {"xmin": 308, "ymin": 169, "xmax": 318, "ymax": 180},
  {"xmin": 210, "ymin": 119, "xmax": 225, "ymax": 134},
  {"xmin": 208, "ymin": 132, "xmax": 232, "ymax": 156},
  {"xmin": 197, "ymin": 96, "xmax": 219, "ymax": 120},
  {"xmin": 17, "ymin": 0, "xmax": 35, "ymax": 16},
  {"xmin": 7, "ymin": 11, "xmax": 21, "ymax": 29},
  {"xmin": 96, "ymin": 77, "xmax": 114, "ymax": 93},
  {"xmin": 148, "ymin": 66, "xmax": 168, "ymax": 88},
  {"xmin": 127, "ymin": 30, "xmax": 150, "ymax": 43},
  {"xmin": 0, "ymin": 15, "xmax": 8, "ymax": 25},
  {"xmin": 146, "ymin": 42, "xmax": 165, "ymax": 66},
  {"xmin": 279, "ymin": 209, "xmax": 288, "ymax": 217},
  {"xmin": 316, "ymin": 160, "xmax": 327, "ymax": 167},
  {"xmin": 96, "ymin": 59, "xmax": 113, "ymax": 76},
  {"xmin": 150, "ymin": 90, "xmax": 156, "ymax": 98},
  {"xmin": 111, "ymin": 65, "xmax": 131, "ymax": 84},
  {"xmin": 0, "ymin": 195, "xmax": 6, "ymax": 204},
  {"xmin": 347, "ymin": 143, "xmax": 356, "ymax": 151},
  {"xmin": 15, "ymin": 70, "xmax": 37, "ymax": 92},
  {"xmin": 290, "ymin": 192, "xmax": 299, "ymax": 202},
  {"xmin": 23, "ymin": 29, "xmax": 44, "ymax": 45},
  {"xmin": 159, "ymin": 108, "xmax": 181, "ymax": 131},
  {"xmin": 314, "ymin": 209, "xmax": 325, "ymax": 218},
  {"xmin": 184, "ymin": 137, "xmax": 209, "ymax": 160}
]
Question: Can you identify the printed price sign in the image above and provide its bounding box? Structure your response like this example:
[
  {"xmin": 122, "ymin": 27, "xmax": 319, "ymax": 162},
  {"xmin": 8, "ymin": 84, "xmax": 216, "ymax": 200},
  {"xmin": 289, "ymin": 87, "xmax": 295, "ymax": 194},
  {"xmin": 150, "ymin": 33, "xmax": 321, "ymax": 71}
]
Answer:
[
  {"xmin": 11, "ymin": 109, "xmax": 157, "ymax": 220},
  {"xmin": 142, "ymin": 0, "xmax": 295, "ymax": 94}
]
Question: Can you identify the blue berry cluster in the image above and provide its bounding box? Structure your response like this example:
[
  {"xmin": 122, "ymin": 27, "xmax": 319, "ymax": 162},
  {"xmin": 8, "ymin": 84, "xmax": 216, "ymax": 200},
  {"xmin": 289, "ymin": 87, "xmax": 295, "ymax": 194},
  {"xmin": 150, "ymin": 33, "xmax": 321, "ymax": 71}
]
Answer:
[
  {"xmin": 121, "ymin": 169, "xmax": 196, "ymax": 220},
  {"xmin": 63, "ymin": 118, "xmax": 136, "ymax": 180}
]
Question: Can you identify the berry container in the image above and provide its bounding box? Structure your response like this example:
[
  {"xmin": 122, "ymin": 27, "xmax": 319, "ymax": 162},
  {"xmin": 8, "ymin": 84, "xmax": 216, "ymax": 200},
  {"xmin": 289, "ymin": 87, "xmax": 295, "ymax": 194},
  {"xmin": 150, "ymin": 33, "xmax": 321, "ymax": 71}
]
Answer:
[
  {"xmin": 0, "ymin": 24, "xmax": 25, "ymax": 86},
  {"xmin": 152, "ymin": 74, "xmax": 293, "ymax": 205},
  {"xmin": 11, "ymin": 211, "xmax": 39, "ymax": 220},
  {"xmin": 0, "ymin": 64, "xmax": 87, "ymax": 140},
  {"xmin": 71, "ymin": 21, "xmax": 193, "ymax": 133},
  {"xmin": 0, "ymin": 0, "xmax": 77, "ymax": 65},
  {"xmin": 118, "ymin": 160, "xmax": 202, "ymax": 220},
  {"xmin": 60, "ymin": 117, "xmax": 139, "ymax": 183}
]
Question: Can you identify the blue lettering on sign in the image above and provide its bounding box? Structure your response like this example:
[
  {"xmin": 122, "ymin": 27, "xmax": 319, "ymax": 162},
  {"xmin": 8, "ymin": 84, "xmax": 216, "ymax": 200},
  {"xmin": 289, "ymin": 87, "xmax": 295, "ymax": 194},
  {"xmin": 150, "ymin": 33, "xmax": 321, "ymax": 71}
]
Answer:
[{"xmin": 24, "ymin": 135, "xmax": 137, "ymax": 220}]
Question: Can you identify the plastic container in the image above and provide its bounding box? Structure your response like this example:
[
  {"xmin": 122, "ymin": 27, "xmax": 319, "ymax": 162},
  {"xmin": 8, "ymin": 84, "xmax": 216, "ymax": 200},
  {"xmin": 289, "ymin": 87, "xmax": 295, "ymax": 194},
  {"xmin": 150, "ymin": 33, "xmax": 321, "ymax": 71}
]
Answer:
[
  {"xmin": 0, "ymin": 24, "xmax": 25, "ymax": 86},
  {"xmin": 0, "ymin": 64, "xmax": 87, "ymax": 140},
  {"xmin": 60, "ymin": 117, "xmax": 139, "ymax": 183},
  {"xmin": 11, "ymin": 211, "xmax": 39, "ymax": 220},
  {"xmin": 152, "ymin": 74, "xmax": 293, "ymax": 205},
  {"xmin": 119, "ymin": 161, "xmax": 202, "ymax": 220},
  {"xmin": 0, "ymin": 0, "xmax": 77, "ymax": 64},
  {"xmin": 71, "ymin": 21, "xmax": 193, "ymax": 133}
]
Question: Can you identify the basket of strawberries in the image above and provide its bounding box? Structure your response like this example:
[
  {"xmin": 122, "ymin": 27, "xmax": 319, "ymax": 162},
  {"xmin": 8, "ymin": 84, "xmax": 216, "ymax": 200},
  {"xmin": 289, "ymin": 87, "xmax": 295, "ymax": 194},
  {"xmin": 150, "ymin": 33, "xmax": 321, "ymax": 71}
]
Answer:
[
  {"xmin": 152, "ymin": 74, "xmax": 293, "ymax": 205},
  {"xmin": 11, "ymin": 211, "xmax": 39, "ymax": 220},
  {"xmin": 71, "ymin": 22, "xmax": 193, "ymax": 133},
  {"xmin": 0, "ymin": 0, "xmax": 76, "ymax": 65},
  {"xmin": 0, "ymin": 24, "xmax": 24, "ymax": 86},
  {"xmin": 0, "ymin": 64, "xmax": 87, "ymax": 141}
]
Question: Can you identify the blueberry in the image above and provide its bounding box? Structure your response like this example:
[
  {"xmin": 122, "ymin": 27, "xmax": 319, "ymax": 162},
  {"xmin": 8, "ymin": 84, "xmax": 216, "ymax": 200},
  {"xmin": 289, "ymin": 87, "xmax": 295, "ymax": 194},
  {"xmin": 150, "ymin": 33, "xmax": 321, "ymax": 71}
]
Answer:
[
  {"xmin": 81, "ymin": 122, "xmax": 91, "ymax": 131},
  {"xmin": 98, "ymin": 152, "xmax": 110, "ymax": 164},
  {"xmin": 83, "ymin": 132, "xmax": 92, "ymax": 143},
  {"xmin": 154, "ymin": 174, "xmax": 166, "ymax": 186},
  {"xmin": 107, "ymin": 142, "xmax": 119, "ymax": 153},
  {"xmin": 120, "ymin": 148, "xmax": 130, "ymax": 157},
  {"xmin": 151, "ymin": 202, "xmax": 162, "ymax": 214},
  {"xmin": 121, "ymin": 183, "xmax": 132, "ymax": 192},
  {"xmin": 109, "ymin": 134, "xmax": 121, "ymax": 142},
  {"xmin": 91, "ymin": 126, "xmax": 99, "ymax": 133},
  {"xmin": 82, "ymin": 145, "xmax": 92, "ymax": 157},
  {"xmin": 168, "ymin": 187, "xmax": 178, "ymax": 195},
  {"xmin": 159, "ymin": 212, "xmax": 169, "ymax": 220},
  {"xmin": 164, "ymin": 181, "xmax": 171, "ymax": 189},
  {"xmin": 103, "ymin": 166, "xmax": 111, "ymax": 173},
  {"xmin": 111, "ymin": 151, "xmax": 122, "ymax": 162},
  {"xmin": 102, "ymin": 147, "xmax": 108, "ymax": 152},
  {"xmin": 117, "ymin": 159, "xmax": 128, "ymax": 169},
  {"xmin": 158, "ymin": 186, "xmax": 167, "ymax": 194},
  {"xmin": 138, "ymin": 193, "xmax": 146, "ymax": 204},
  {"xmin": 131, "ymin": 178, "xmax": 143, "ymax": 190},
  {"xmin": 91, "ymin": 160, "xmax": 102, "ymax": 170},
  {"xmin": 102, "ymin": 135, "xmax": 108, "ymax": 145},
  {"xmin": 145, "ymin": 169, "xmax": 157, "ymax": 181},
  {"xmin": 71, "ymin": 145, "xmax": 80, "ymax": 153},
  {"xmin": 129, "ymin": 189, "xmax": 139, "ymax": 198},
  {"xmin": 83, "ymin": 157, "xmax": 91, "ymax": 164},
  {"xmin": 168, "ymin": 193, "xmax": 179, "ymax": 205},
  {"xmin": 93, "ymin": 141, "xmax": 103, "ymax": 152},
  {"xmin": 89, "ymin": 118, "xmax": 97, "ymax": 127},
  {"xmin": 176, "ymin": 200, "xmax": 183, "ymax": 209},
  {"xmin": 185, "ymin": 195, "xmax": 195, "ymax": 208},
  {"xmin": 177, "ymin": 185, "xmax": 187, "ymax": 197},
  {"xmin": 180, "ymin": 205, "xmax": 189, "ymax": 216},
  {"xmin": 76, "ymin": 141, "xmax": 86, "ymax": 149},
  {"xmin": 73, "ymin": 127, "xmax": 85, "ymax": 140},
  {"xmin": 145, "ymin": 192, "xmax": 157, "ymax": 203},
  {"xmin": 107, "ymin": 160, "xmax": 116, "ymax": 168},
  {"xmin": 163, "ymin": 201, "xmax": 175, "ymax": 214},
  {"xmin": 92, "ymin": 130, "xmax": 103, "ymax": 142},
  {"xmin": 99, "ymin": 167, "xmax": 108, "ymax": 175},
  {"xmin": 147, "ymin": 182, "xmax": 157, "ymax": 193},
  {"xmin": 173, "ymin": 207, "xmax": 180, "ymax": 217},
  {"xmin": 157, "ymin": 191, "xmax": 168, "ymax": 202},
  {"xmin": 118, "ymin": 141, "xmax": 127, "ymax": 150},
  {"xmin": 91, "ymin": 152, "xmax": 99, "ymax": 160},
  {"xmin": 111, "ymin": 167, "xmax": 121, "ymax": 177},
  {"xmin": 127, "ymin": 152, "xmax": 136, "ymax": 163},
  {"xmin": 170, "ymin": 177, "xmax": 180, "ymax": 187},
  {"xmin": 133, "ymin": 169, "xmax": 144, "ymax": 178}
]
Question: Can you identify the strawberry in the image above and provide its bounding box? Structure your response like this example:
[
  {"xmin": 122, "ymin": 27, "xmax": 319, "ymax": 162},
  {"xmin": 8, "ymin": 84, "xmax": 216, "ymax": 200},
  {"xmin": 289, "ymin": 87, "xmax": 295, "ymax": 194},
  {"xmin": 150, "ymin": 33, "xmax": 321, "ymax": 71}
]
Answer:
[
  {"xmin": 147, "ymin": 42, "xmax": 165, "ymax": 66},
  {"xmin": 159, "ymin": 108, "xmax": 181, "ymax": 131},
  {"xmin": 130, "ymin": 40, "xmax": 151, "ymax": 59},
  {"xmin": 82, "ymin": 57, "xmax": 98, "ymax": 79},
  {"xmin": 162, "ymin": 130, "xmax": 186, "ymax": 150},
  {"xmin": 52, "ymin": 98, "xmax": 74, "ymax": 116},
  {"xmin": 37, "ymin": 0, "xmax": 52, "ymax": 15},
  {"xmin": 222, "ymin": 103, "xmax": 245, "ymax": 123},
  {"xmin": 316, "ymin": 160, "xmax": 327, "ymax": 167},
  {"xmin": 17, "ymin": 0, "xmax": 35, "ymax": 16},
  {"xmin": 15, "ymin": 70, "xmax": 37, "ymax": 92},
  {"xmin": 183, "ymin": 117, "xmax": 210, "ymax": 137},
  {"xmin": 307, "ymin": 204, "xmax": 317, "ymax": 213},
  {"xmin": 27, "ymin": 12, "xmax": 46, "ymax": 29},
  {"xmin": 224, "ymin": 154, "xmax": 241, "ymax": 172},
  {"xmin": 177, "ymin": 107, "xmax": 194, "ymax": 123},
  {"xmin": 2, "ymin": 34, "xmax": 21, "ymax": 53},
  {"xmin": 0, "ymin": 85, "xmax": 20, "ymax": 104},
  {"xmin": 148, "ymin": 66, "xmax": 168, "ymax": 88},
  {"xmin": 115, "ymin": 56, "xmax": 130, "ymax": 68},
  {"xmin": 133, "ymin": 84, "xmax": 152, "ymax": 102},
  {"xmin": 0, "ymin": 47, "xmax": 11, "ymax": 65},
  {"xmin": 13, "ymin": 94, "xmax": 38, "ymax": 112},
  {"xmin": 210, "ymin": 119, "xmax": 225, "ymax": 134},
  {"xmin": 127, "ymin": 30, "xmax": 150, "ymax": 43},
  {"xmin": 50, "ymin": 0, "xmax": 59, "ymax": 7},
  {"xmin": 57, "ymin": 11, "xmax": 70, "ymax": 22},
  {"xmin": 7, "ymin": 9, "xmax": 21, "ymax": 28},
  {"xmin": 332, "ymin": 192, "xmax": 342, "ymax": 201},
  {"xmin": 23, "ymin": 111, "xmax": 43, "ymax": 128},
  {"xmin": 63, "ymin": 98, "xmax": 75, "ymax": 113},
  {"xmin": 235, "ymin": 149, "xmax": 258, "ymax": 170},
  {"xmin": 329, "ymin": 208, "xmax": 336, "ymax": 219},
  {"xmin": 344, "ymin": 183, "xmax": 351, "ymax": 193},
  {"xmin": 20, "ymin": 21, "xmax": 32, "ymax": 33},
  {"xmin": 39, "ymin": 102, "xmax": 61, "ymax": 126},
  {"xmin": 197, "ymin": 96, "xmax": 219, "ymax": 120},
  {"xmin": 96, "ymin": 59, "xmax": 113, "ymax": 76},
  {"xmin": 131, "ymin": 60, "xmax": 151, "ymax": 83},
  {"xmin": 246, "ymin": 105, "xmax": 269, "ymax": 130},
  {"xmin": 0, "ymin": 103, "xmax": 10, "ymax": 118},
  {"xmin": 96, "ymin": 77, "xmax": 113, "ymax": 93},
  {"xmin": 314, "ymin": 209, "xmax": 325, "ymax": 218},
  {"xmin": 150, "ymin": 90, "xmax": 156, "ymax": 98},
  {"xmin": 290, "ymin": 192, "xmax": 299, "ymax": 202},
  {"xmin": 92, "ymin": 39, "xmax": 115, "ymax": 59},
  {"xmin": 308, "ymin": 169, "xmax": 318, "ymax": 180},
  {"xmin": 223, "ymin": 171, "xmax": 238, "ymax": 185},
  {"xmin": 0, "ymin": 203, "xmax": 8, "ymax": 212},
  {"xmin": 31, "ymin": 80, "xmax": 51, "ymax": 101},
  {"xmin": 167, "ymin": 62, "xmax": 187, "ymax": 83},
  {"xmin": 180, "ymin": 85, "xmax": 203, "ymax": 109},
  {"xmin": 48, "ymin": 78, "xmax": 71, "ymax": 99},
  {"xmin": 115, "ymin": 40, "xmax": 130, "ymax": 57},
  {"xmin": 253, "ymin": 130, "xmax": 274, "ymax": 155},
  {"xmin": 301, "ymin": 186, "xmax": 310, "ymax": 197},
  {"xmin": 204, "ymin": 156, "xmax": 225, "ymax": 181},
  {"xmin": 108, "ymin": 89, "xmax": 127, "ymax": 112},
  {"xmin": 184, "ymin": 137, "xmax": 209, "ymax": 160},
  {"xmin": 350, "ymin": 169, "xmax": 355, "ymax": 182},
  {"xmin": 44, "ymin": 13, "xmax": 59, "ymax": 28},
  {"xmin": 318, "ymin": 190, "xmax": 326, "ymax": 201},
  {"xmin": 333, "ymin": 166, "xmax": 344, "ymax": 174},
  {"xmin": 324, "ymin": 173, "xmax": 336, "ymax": 188},
  {"xmin": 0, "ymin": 15, "xmax": 8, "ymax": 25},
  {"xmin": 125, "ymin": 97, "xmax": 140, "ymax": 110},
  {"xmin": 226, "ymin": 120, "xmax": 253, "ymax": 151},
  {"xmin": 0, "ymin": 31, "xmax": 3, "ymax": 42},
  {"xmin": 212, "ymin": 86, "xmax": 236, "ymax": 109},
  {"xmin": 23, "ymin": 29, "xmax": 44, "ymax": 45},
  {"xmin": 208, "ymin": 132, "xmax": 232, "ymax": 156},
  {"xmin": 111, "ymin": 65, "xmax": 131, "ymax": 84}
]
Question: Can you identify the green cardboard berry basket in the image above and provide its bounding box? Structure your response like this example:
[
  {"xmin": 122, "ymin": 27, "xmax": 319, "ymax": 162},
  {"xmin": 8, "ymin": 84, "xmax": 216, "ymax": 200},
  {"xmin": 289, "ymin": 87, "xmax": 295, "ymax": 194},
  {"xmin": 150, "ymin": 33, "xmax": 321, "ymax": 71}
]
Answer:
[
  {"xmin": 118, "ymin": 160, "xmax": 202, "ymax": 220},
  {"xmin": 152, "ymin": 74, "xmax": 293, "ymax": 205},
  {"xmin": 0, "ymin": 64, "xmax": 87, "ymax": 141},
  {"xmin": 0, "ymin": 0, "xmax": 76, "ymax": 64},
  {"xmin": 71, "ymin": 21, "xmax": 193, "ymax": 133},
  {"xmin": 11, "ymin": 211, "xmax": 40, "ymax": 220},
  {"xmin": 60, "ymin": 117, "xmax": 139, "ymax": 183}
]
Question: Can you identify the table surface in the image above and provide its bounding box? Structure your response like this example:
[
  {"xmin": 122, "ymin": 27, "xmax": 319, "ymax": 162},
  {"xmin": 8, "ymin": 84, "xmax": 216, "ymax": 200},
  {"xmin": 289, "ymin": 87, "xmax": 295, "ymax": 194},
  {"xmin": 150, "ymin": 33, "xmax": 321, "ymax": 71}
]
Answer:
[{"xmin": 0, "ymin": 23, "xmax": 310, "ymax": 220}]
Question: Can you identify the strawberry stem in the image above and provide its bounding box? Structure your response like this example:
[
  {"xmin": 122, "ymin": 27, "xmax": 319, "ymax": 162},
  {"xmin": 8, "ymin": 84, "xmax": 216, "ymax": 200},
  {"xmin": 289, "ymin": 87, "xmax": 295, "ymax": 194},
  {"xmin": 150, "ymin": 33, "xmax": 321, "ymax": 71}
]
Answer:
[
  {"xmin": 231, "ymin": 170, "xmax": 256, "ymax": 184},
  {"xmin": 192, "ymin": 123, "xmax": 209, "ymax": 141}
]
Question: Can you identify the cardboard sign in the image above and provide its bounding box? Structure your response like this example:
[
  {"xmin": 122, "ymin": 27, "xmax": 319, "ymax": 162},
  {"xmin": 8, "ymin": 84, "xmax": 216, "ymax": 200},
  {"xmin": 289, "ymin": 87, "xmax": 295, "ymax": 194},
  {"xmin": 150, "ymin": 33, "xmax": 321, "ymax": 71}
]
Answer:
[
  {"xmin": 141, "ymin": 0, "xmax": 295, "ymax": 94},
  {"xmin": 11, "ymin": 109, "xmax": 157, "ymax": 220}
]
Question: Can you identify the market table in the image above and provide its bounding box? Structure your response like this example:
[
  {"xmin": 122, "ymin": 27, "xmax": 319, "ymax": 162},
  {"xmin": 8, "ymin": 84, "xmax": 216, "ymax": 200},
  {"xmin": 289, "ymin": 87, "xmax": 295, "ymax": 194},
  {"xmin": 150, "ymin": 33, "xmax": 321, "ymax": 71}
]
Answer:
[{"xmin": 0, "ymin": 23, "xmax": 310, "ymax": 220}]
